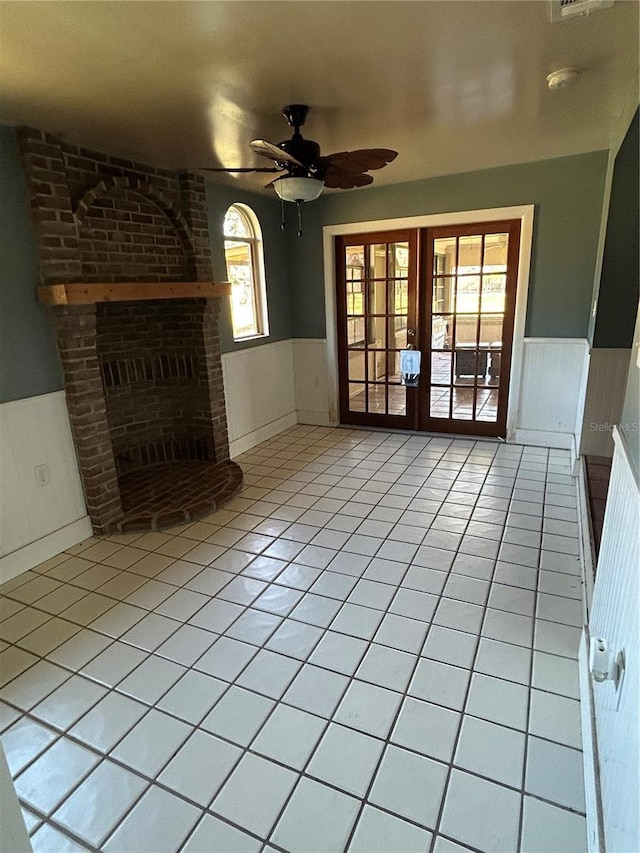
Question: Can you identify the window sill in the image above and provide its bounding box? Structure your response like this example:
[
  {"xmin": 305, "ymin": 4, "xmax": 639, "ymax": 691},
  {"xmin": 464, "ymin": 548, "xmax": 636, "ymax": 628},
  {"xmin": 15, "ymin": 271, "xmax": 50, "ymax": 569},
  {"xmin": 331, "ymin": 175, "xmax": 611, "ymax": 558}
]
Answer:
[{"xmin": 232, "ymin": 333, "xmax": 270, "ymax": 343}]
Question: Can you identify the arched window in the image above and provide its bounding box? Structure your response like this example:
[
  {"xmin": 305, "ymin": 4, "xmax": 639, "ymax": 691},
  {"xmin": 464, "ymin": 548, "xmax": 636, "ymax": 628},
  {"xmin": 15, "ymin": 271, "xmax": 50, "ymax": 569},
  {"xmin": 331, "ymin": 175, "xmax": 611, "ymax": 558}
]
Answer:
[{"xmin": 223, "ymin": 204, "xmax": 269, "ymax": 340}]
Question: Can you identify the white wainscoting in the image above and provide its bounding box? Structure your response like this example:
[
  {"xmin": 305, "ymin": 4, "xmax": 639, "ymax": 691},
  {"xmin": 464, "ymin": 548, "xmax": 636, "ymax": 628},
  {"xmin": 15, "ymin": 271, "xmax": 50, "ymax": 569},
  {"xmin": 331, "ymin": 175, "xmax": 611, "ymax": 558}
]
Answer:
[
  {"xmin": 513, "ymin": 338, "xmax": 590, "ymax": 458},
  {"xmin": 249, "ymin": 338, "xmax": 589, "ymax": 454},
  {"xmin": 222, "ymin": 339, "xmax": 297, "ymax": 458},
  {"xmin": 580, "ymin": 348, "xmax": 631, "ymax": 457},
  {"xmin": 286, "ymin": 336, "xmax": 593, "ymax": 455},
  {"xmin": 585, "ymin": 427, "xmax": 639, "ymax": 853},
  {"xmin": 0, "ymin": 391, "xmax": 91, "ymax": 583},
  {"xmin": 292, "ymin": 338, "xmax": 333, "ymax": 426}
]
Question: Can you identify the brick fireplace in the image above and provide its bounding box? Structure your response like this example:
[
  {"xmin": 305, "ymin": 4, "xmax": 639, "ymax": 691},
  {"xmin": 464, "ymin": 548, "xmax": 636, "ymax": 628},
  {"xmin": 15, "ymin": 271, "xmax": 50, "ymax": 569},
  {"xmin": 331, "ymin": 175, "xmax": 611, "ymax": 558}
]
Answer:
[{"xmin": 18, "ymin": 127, "xmax": 242, "ymax": 534}]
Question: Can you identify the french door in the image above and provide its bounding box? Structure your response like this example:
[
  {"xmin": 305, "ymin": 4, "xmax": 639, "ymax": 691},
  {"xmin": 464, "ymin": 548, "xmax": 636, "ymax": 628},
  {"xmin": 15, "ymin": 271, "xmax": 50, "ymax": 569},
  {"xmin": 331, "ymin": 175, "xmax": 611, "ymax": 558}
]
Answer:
[
  {"xmin": 336, "ymin": 230, "xmax": 419, "ymax": 429},
  {"xmin": 336, "ymin": 220, "xmax": 521, "ymax": 438}
]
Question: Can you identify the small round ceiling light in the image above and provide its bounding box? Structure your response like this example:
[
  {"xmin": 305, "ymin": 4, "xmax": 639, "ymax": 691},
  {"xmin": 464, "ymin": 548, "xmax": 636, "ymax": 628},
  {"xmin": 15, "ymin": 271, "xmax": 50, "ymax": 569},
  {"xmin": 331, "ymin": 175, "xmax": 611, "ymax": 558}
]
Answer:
[{"xmin": 547, "ymin": 68, "xmax": 579, "ymax": 90}]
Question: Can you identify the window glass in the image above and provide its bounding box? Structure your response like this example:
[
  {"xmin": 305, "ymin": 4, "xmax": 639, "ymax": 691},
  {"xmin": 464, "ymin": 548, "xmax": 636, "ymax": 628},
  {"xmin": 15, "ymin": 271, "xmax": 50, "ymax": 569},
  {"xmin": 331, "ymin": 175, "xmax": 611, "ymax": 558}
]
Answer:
[{"xmin": 223, "ymin": 204, "xmax": 268, "ymax": 340}]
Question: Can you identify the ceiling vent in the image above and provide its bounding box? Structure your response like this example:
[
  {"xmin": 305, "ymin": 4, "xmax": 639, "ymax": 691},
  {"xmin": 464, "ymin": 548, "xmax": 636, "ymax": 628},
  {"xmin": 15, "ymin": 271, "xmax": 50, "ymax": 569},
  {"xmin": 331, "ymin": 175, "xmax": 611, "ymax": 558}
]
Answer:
[{"xmin": 550, "ymin": 0, "xmax": 614, "ymax": 21}]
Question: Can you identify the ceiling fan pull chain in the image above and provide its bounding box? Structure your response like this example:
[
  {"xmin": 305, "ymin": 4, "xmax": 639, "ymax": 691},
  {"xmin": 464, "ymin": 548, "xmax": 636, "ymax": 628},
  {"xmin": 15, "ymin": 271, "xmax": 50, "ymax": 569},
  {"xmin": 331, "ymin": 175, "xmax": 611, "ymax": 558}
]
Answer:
[{"xmin": 296, "ymin": 200, "xmax": 303, "ymax": 238}]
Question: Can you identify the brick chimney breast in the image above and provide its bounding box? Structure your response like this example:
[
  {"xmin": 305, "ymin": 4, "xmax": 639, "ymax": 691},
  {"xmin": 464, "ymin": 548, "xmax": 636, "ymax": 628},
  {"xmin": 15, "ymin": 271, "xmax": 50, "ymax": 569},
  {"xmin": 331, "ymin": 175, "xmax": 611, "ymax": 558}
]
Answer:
[{"xmin": 18, "ymin": 127, "xmax": 241, "ymax": 533}]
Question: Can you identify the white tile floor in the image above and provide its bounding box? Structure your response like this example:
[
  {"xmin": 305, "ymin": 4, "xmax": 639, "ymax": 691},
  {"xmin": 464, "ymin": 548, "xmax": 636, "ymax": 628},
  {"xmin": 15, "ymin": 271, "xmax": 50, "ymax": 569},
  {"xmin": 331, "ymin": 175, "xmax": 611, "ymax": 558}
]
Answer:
[{"xmin": 0, "ymin": 425, "xmax": 588, "ymax": 853}]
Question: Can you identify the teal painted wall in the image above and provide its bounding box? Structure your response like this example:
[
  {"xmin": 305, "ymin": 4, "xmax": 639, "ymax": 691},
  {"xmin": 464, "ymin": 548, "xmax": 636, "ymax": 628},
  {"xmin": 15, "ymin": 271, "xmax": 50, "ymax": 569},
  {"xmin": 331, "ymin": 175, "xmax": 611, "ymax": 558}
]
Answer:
[
  {"xmin": 205, "ymin": 181, "xmax": 292, "ymax": 353},
  {"xmin": 593, "ymin": 110, "xmax": 639, "ymax": 349},
  {"xmin": 287, "ymin": 151, "xmax": 609, "ymax": 340},
  {"xmin": 0, "ymin": 125, "xmax": 63, "ymax": 403},
  {"xmin": 0, "ymin": 128, "xmax": 610, "ymax": 401}
]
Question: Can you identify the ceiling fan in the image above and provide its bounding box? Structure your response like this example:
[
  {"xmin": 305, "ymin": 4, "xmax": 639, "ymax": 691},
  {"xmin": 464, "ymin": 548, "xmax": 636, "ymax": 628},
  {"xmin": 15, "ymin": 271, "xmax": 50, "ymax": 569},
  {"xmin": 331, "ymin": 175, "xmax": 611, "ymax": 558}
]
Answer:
[{"xmin": 201, "ymin": 104, "xmax": 397, "ymax": 235}]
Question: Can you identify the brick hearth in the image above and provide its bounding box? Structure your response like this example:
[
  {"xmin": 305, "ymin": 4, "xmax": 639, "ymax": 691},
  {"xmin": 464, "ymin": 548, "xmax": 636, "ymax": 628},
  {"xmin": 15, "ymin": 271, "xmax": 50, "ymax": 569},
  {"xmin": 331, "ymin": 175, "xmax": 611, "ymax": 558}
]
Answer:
[{"xmin": 18, "ymin": 127, "xmax": 242, "ymax": 534}]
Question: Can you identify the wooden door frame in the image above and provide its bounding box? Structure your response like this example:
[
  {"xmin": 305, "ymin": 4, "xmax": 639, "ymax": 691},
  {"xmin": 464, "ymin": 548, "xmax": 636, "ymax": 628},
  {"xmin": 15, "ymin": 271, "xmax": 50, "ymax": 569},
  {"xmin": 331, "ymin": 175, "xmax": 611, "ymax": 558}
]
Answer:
[{"xmin": 323, "ymin": 205, "xmax": 535, "ymax": 440}]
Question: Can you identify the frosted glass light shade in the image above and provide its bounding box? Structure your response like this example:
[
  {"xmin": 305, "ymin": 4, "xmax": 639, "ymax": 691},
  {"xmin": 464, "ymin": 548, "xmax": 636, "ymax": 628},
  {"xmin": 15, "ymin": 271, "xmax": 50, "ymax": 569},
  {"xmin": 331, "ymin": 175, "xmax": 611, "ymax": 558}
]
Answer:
[{"xmin": 273, "ymin": 177, "xmax": 324, "ymax": 203}]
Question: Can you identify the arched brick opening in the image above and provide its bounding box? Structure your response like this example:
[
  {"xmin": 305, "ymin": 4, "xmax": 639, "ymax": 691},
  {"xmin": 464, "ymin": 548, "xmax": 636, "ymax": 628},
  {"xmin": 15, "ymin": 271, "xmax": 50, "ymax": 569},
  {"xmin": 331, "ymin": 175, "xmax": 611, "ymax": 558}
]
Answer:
[
  {"xmin": 78, "ymin": 187, "xmax": 189, "ymax": 282},
  {"xmin": 74, "ymin": 176, "xmax": 195, "ymax": 258}
]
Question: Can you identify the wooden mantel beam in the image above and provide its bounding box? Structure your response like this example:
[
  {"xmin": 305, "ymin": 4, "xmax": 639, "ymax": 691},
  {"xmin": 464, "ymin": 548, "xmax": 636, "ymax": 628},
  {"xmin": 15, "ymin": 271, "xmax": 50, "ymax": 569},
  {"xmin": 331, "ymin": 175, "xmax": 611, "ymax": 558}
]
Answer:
[{"xmin": 38, "ymin": 281, "xmax": 231, "ymax": 306}]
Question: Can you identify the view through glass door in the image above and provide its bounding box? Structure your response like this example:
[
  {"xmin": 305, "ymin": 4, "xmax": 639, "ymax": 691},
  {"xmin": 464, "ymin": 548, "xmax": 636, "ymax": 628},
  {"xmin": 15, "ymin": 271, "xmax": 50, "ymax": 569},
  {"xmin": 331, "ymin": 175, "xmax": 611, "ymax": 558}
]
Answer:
[
  {"xmin": 419, "ymin": 220, "xmax": 521, "ymax": 437},
  {"xmin": 336, "ymin": 230, "xmax": 418, "ymax": 429},
  {"xmin": 335, "ymin": 220, "xmax": 520, "ymax": 437}
]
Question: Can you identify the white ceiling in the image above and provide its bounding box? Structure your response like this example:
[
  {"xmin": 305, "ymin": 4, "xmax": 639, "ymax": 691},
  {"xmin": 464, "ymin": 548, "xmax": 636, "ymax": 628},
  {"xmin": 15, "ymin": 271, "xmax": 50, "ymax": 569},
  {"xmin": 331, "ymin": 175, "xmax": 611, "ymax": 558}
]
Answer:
[{"xmin": 0, "ymin": 1, "xmax": 638, "ymax": 193}]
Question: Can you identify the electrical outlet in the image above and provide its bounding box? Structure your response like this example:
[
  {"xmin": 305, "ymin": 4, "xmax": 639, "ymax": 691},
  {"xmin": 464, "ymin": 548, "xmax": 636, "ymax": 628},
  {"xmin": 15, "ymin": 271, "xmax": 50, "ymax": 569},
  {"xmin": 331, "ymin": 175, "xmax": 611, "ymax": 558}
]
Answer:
[{"xmin": 34, "ymin": 464, "xmax": 51, "ymax": 487}]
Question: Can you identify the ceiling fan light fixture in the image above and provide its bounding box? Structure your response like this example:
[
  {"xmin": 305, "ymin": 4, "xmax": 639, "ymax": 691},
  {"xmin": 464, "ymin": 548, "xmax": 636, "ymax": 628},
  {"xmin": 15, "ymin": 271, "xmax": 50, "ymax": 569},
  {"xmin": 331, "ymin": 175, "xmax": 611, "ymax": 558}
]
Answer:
[
  {"xmin": 273, "ymin": 176, "xmax": 324, "ymax": 203},
  {"xmin": 547, "ymin": 68, "xmax": 579, "ymax": 89}
]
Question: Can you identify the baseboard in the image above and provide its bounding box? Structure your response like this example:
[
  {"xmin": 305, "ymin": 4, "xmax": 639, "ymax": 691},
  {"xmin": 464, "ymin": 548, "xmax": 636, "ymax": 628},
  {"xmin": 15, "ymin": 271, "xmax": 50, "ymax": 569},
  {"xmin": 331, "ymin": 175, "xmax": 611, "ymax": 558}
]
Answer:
[
  {"xmin": 229, "ymin": 411, "xmax": 298, "ymax": 458},
  {"xmin": 513, "ymin": 428, "xmax": 574, "ymax": 449},
  {"xmin": 0, "ymin": 515, "xmax": 93, "ymax": 584},
  {"xmin": 579, "ymin": 629, "xmax": 606, "ymax": 853},
  {"xmin": 570, "ymin": 435, "xmax": 579, "ymax": 473},
  {"xmin": 296, "ymin": 409, "xmax": 332, "ymax": 426}
]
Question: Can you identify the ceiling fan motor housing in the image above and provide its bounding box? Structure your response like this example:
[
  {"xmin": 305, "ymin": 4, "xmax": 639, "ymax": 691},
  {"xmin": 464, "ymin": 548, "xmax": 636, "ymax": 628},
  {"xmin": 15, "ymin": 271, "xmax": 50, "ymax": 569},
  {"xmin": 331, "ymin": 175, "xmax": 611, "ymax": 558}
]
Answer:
[
  {"xmin": 277, "ymin": 104, "xmax": 320, "ymax": 174},
  {"xmin": 283, "ymin": 104, "xmax": 309, "ymax": 129},
  {"xmin": 277, "ymin": 137, "xmax": 321, "ymax": 174}
]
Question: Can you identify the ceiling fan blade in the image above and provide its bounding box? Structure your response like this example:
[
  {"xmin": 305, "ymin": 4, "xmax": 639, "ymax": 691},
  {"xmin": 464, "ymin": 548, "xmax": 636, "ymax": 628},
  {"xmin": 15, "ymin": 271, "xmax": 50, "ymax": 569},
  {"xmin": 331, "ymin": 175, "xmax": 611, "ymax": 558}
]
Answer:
[
  {"xmin": 199, "ymin": 166, "xmax": 283, "ymax": 173},
  {"xmin": 322, "ymin": 148, "xmax": 398, "ymax": 172},
  {"xmin": 250, "ymin": 139, "xmax": 305, "ymax": 168},
  {"xmin": 322, "ymin": 169, "xmax": 375, "ymax": 190}
]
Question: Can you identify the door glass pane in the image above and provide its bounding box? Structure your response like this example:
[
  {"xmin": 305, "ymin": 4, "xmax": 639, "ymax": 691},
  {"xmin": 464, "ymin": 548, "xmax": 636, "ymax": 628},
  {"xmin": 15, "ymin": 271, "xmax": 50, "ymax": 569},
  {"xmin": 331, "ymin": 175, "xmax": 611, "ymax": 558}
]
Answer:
[
  {"xmin": 483, "ymin": 234, "xmax": 508, "ymax": 271},
  {"xmin": 433, "ymin": 237, "xmax": 456, "ymax": 273},
  {"xmin": 455, "ymin": 347, "xmax": 487, "ymax": 382},
  {"xmin": 368, "ymin": 350, "xmax": 387, "ymax": 382},
  {"xmin": 388, "ymin": 385, "xmax": 407, "ymax": 416},
  {"xmin": 367, "ymin": 317, "xmax": 386, "ymax": 348},
  {"xmin": 488, "ymin": 347, "xmax": 502, "ymax": 382},
  {"xmin": 454, "ymin": 315, "xmax": 479, "ymax": 348},
  {"xmin": 480, "ymin": 314, "xmax": 503, "ymax": 346},
  {"xmin": 367, "ymin": 280, "xmax": 387, "ymax": 314},
  {"xmin": 452, "ymin": 386, "xmax": 474, "ymax": 420},
  {"xmin": 347, "ymin": 280, "xmax": 364, "ymax": 314},
  {"xmin": 458, "ymin": 235, "xmax": 482, "ymax": 270},
  {"xmin": 388, "ymin": 243, "xmax": 409, "ymax": 278},
  {"xmin": 456, "ymin": 276, "xmax": 480, "ymax": 313},
  {"xmin": 368, "ymin": 244, "xmax": 386, "ymax": 279},
  {"xmin": 391, "ymin": 318, "xmax": 408, "ymax": 350},
  {"xmin": 476, "ymin": 388, "xmax": 499, "ymax": 422},
  {"xmin": 347, "ymin": 318, "xmax": 365, "ymax": 347},
  {"xmin": 348, "ymin": 351, "xmax": 365, "ymax": 381},
  {"xmin": 368, "ymin": 384, "xmax": 386, "ymax": 413},
  {"xmin": 481, "ymin": 274, "xmax": 506, "ymax": 312},
  {"xmin": 430, "ymin": 387, "xmax": 451, "ymax": 419},
  {"xmin": 346, "ymin": 246, "xmax": 364, "ymax": 279},
  {"xmin": 394, "ymin": 280, "xmax": 408, "ymax": 314},
  {"xmin": 349, "ymin": 383, "xmax": 366, "ymax": 412},
  {"xmin": 387, "ymin": 351, "xmax": 402, "ymax": 382},
  {"xmin": 432, "ymin": 276, "xmax": 454, "ymax": 313},
  {"xmin": 431, "ymin": 352, "xmax": 452, "ymax": 384},
  {"xmin": 432, "ymin": 314, "xmax": 452, "ymax": 350}
]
